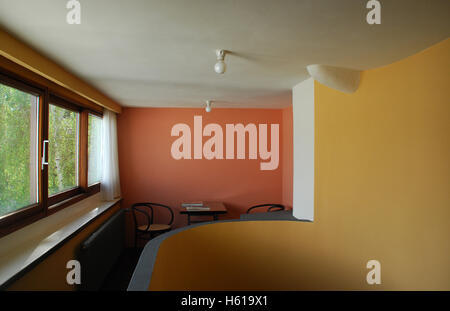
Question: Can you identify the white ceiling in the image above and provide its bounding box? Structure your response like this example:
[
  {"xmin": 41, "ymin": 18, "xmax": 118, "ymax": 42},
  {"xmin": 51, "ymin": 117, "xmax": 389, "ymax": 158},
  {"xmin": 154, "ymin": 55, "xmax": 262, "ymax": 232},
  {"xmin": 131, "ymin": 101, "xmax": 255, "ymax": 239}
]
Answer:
[{"xmin": 0, "ymin": 0, "xmax": 448, "ymax": 108}]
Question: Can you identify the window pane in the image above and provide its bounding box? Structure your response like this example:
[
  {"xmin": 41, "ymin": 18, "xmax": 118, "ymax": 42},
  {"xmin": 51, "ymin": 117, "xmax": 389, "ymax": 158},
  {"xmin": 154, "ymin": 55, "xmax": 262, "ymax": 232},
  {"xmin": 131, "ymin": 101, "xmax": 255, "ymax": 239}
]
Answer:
[
  {"xmin": 48, "ymin": 104, "xmax": 79, "ymax": 196},
  {"xmin": 0, "ymin": 83, "xmax": 39, "ymax": 217},
  {"xmin": 88, "ymin": 114, "xmax": 102, "ymax": 185}
]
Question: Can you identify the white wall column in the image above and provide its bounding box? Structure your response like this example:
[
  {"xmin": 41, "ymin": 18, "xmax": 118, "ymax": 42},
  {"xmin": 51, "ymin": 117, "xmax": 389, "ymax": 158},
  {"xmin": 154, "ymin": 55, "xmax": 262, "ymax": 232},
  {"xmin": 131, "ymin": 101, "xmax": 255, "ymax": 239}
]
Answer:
[{"xmin": 292, "ymin": 78, "xmax": 315, "ymax": 221}]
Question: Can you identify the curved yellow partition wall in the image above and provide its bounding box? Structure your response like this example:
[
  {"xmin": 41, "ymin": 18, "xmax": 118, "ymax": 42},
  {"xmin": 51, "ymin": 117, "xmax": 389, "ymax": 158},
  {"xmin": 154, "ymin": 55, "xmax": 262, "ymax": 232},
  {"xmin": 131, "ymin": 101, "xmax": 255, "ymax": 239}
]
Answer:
[{"xmin": 149, "ymin": 39, "xmax": 450, "ymax": 291}]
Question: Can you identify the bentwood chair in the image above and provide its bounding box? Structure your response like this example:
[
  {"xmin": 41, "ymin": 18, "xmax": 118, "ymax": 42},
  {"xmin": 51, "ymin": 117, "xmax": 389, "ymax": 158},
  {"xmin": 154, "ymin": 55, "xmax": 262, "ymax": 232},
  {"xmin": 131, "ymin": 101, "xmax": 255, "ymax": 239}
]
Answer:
[
  {"xmin": 131, "ymin": 203, "xmax": 174, "ymax": 247},
  {"xmin": 246, "ymin": 204, "xmax": 285, "ymax": 214}
]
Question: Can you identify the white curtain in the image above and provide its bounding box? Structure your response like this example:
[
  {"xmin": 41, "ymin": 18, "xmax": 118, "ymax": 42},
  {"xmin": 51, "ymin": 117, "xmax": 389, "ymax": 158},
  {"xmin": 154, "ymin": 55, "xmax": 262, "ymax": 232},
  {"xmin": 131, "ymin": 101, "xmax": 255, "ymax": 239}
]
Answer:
[{"xmin": 101, "ymin": 109, "xmax": 121, "ymax": 201}]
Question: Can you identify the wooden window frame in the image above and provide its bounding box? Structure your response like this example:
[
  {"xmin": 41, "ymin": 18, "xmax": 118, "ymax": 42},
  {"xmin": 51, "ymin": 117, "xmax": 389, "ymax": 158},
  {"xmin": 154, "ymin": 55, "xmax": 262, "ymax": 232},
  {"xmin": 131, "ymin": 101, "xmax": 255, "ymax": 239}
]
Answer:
[{"xmin": 0, "ymin": 66, "xmax": 103, "ymax": 237}]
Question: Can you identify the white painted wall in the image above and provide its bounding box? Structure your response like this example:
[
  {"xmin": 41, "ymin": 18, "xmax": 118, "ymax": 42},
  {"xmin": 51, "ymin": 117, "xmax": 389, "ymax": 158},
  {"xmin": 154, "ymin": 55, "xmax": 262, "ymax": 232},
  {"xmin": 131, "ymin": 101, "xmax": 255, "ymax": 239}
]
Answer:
[{"xmin": 292, "ymin": 78, "xmax": 315, "ymax": 221}]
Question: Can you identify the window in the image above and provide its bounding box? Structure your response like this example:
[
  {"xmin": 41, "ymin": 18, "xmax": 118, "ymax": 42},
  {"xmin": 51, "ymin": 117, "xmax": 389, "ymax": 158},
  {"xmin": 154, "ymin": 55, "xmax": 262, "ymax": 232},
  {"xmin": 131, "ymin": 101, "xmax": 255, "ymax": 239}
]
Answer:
[
  {"xmin": 48, "ymin": 104, "xmax": 79, "ymax": 196},
  {"xmin": 88, "ymin": 113, "xmax": 102, "ymax": 185},
  {"xmin": 0, "ymin": 82, "xmax": 39, "ymax": 217},
  {"xmin": 0, "ymin": 69, "xmax": 103, "ymax": 235}
]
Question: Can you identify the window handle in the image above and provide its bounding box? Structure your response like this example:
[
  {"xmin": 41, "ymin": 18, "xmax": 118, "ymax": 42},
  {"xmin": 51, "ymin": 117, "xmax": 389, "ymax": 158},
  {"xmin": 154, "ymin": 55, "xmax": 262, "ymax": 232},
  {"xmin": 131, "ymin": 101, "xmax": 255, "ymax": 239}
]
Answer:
[{"xmin": 42, "ymin": 140, "xmax": 49, "ymax": 170}]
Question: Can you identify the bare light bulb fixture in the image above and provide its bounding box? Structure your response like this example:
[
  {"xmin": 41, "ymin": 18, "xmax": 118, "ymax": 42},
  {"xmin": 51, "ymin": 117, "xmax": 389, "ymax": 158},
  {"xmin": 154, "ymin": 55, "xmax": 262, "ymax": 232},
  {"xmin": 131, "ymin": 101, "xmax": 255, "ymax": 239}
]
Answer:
[
  {"xmin": 214, "ymin": 49, "xmax": 227, "ymax": 74},
  {"xmin": 205, "ymin": 100, "xmax": 212, "ymax": 112}
]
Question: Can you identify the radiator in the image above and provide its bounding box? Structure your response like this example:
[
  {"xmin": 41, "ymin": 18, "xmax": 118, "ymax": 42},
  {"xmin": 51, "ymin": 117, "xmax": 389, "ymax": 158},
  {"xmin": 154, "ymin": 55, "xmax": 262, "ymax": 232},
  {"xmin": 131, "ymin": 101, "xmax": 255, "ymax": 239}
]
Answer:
[{"xmin": 78, "ymin": 209, "xmax": 125, "ymax": 290}]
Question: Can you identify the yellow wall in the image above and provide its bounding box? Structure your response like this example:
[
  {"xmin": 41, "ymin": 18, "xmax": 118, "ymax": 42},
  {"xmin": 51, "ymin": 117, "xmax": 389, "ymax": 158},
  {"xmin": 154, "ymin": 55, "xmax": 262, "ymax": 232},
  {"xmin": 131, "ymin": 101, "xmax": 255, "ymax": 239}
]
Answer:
[
  {"xmin": 148, "ymin": 39, "xmax": 450, "ymax": 290},
  {"xmin": 7, "ymin": 203, "xmax": 121, "ymax": 291},
  {"xmin": 313, "ymin": 38, "xmax": 450, "ymax": 290}
]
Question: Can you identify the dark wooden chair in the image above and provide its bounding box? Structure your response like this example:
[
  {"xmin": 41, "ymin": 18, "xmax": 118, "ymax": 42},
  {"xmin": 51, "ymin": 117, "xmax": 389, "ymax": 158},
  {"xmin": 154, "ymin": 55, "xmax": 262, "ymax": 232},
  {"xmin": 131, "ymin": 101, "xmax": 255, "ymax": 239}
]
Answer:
[
  {"xmin": 131, "ymin": 203, "xmax": 174, "ymax": 247},
  {"xmin": 246, "ymin": 204, "xmax": 285, "ymax": 214}
]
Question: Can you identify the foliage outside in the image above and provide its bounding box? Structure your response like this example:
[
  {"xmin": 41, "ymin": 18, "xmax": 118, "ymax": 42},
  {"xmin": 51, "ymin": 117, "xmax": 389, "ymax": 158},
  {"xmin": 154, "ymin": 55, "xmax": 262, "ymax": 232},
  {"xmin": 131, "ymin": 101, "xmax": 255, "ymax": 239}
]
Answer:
[
  {"xmin": 0, "ymin": 83, "xmax": 96, "ymax": 217},
  {"xmin": 48, "ymin": 104, "xmax": 78, "ymax": 196},
  {"xmin": 0, "ymin": 83, "xmax": 37, "ymax": 216}
]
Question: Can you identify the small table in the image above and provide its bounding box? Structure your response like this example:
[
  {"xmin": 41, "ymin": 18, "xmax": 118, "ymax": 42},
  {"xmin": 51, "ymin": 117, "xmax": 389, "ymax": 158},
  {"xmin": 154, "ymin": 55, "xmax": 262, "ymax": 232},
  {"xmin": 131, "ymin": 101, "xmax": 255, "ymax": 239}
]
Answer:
[{"xmin": 180, "ymin": 202, "xmax": 227, "ymax": 225}]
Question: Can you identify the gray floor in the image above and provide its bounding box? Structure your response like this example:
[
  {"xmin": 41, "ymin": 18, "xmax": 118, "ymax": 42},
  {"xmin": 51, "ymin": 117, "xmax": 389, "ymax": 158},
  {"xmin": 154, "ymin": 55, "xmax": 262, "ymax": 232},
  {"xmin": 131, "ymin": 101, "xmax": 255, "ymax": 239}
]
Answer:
[{"xmin": 100, "ymin": 248, "xmax": 142, "ymax": 291}]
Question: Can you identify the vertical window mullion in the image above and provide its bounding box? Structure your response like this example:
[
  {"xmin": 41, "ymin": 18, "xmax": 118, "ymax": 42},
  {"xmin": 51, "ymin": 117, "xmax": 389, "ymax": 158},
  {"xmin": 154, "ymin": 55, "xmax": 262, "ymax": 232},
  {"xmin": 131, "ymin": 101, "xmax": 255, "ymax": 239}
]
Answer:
[
  {"xmin": 79, "ymin": 110, "xmax": 88, "ymax": 191},
  {"xmin": 42, "ymin": 88, "xmax": 49, "ymax": 215}
]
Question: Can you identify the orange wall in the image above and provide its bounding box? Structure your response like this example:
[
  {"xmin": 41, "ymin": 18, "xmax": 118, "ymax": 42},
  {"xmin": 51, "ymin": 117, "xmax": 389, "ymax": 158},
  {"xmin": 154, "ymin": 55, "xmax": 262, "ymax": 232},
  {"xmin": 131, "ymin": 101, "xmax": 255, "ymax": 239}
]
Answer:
[{"xmin": 117, "ymin": 108, "xmax": 284, "ymax": 228}]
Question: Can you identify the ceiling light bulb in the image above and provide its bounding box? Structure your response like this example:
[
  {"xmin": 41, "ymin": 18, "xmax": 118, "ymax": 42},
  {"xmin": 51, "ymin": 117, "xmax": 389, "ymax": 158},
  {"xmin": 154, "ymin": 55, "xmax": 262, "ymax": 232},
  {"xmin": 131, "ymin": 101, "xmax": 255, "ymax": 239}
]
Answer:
[
  {"xmin": 205, "ymin": 100, "xmax": 212, "ymax": 112},
  {"xmin": 214, "ymin": 61, "xmax": 226, "ymax": 74},
  {"xmin": 214, "ymin": 49, "xmax": 227, "ymax": 74}
]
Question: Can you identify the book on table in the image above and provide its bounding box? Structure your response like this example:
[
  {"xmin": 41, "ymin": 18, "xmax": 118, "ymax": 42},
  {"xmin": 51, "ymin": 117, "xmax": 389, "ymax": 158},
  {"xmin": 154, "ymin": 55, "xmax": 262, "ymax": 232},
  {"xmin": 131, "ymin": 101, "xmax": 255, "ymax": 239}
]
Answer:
[
  {"xmin": 181, "ymin": 201, "xmax": 204, "ymax": 207},
  {"xmin": 185, "ymin": 206, "xmax": 210, "ymax": 211}
]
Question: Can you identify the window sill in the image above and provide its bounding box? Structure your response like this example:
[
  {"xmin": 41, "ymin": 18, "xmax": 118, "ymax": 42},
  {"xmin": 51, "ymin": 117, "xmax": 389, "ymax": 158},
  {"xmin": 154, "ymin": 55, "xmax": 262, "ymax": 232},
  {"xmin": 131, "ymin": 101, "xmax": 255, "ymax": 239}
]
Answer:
[
  {"xmin": 0, "ymin": 184, "xmax": 101, "ymax": 237},
  {"xmin": 0, "ymin": 193, "xmax": 121, "ymax": 289},
  {"xmin": 47, "ymin": 183, "xmax": 101, "ymax": 215}
]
